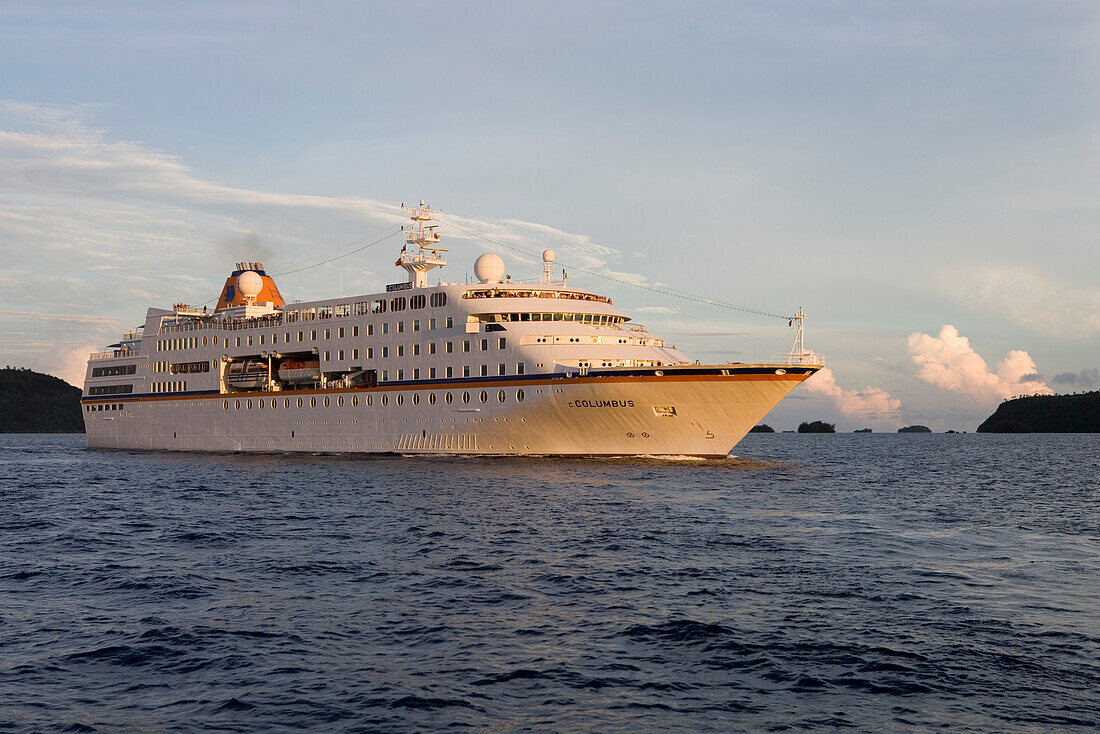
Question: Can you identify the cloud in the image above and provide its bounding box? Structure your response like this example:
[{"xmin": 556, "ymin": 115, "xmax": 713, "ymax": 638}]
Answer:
[
  {"xmin": 1051, "ymin": 369, "xmax": 1100, "ymax": 388},
  {"xmin": 939, "ymin": 265, "xmax": 1100, "ymax": 339},
  {"xmin": 907, "ymin": 325, "xmax": 1052, "ymax": 401},
  {"xmin": 802, "ymin": 367, "xmax": 902, "ymax": 425}
]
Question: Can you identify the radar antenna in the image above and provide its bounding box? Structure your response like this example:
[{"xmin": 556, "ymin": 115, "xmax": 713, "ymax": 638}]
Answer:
[{"xmin": 397, "ymin": 200, "xmax": 448, "ymax": 288}]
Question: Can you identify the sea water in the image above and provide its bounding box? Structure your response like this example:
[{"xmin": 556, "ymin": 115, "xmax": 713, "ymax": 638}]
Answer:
[{"xmin": 1, "ymin": 433, "xmax": 1097, "ymax": 732}]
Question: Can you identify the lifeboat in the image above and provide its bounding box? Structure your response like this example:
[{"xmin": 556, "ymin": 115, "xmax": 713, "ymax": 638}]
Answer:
[
  {"xmin": 226, "ymin": 360, "xmax": 267, "ymax": 389},
  {"xmin": 278, "ymin": 359, "xmax": 321, "ymax": 385}
]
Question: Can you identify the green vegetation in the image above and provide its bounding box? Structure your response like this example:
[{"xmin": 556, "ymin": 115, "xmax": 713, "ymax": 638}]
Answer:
[
  {"xmin": 0, "ymin": 367, "xmax": 84, "ymax": 433},
  {"xmin": 978, "ymin": 392, "xmax": 1100, "ymax": 433},
  {"xmin": 798, "ymin": 420, "xmax": 835, "ymax": 433},
  {"xmin": 898, "ymin": 425, "xmax": 932, "ymax": 433},
  {"xmin": 749, "ymin": 424, "xmax": 775, "ymax": 433},
  {"xmin": 854, "ymin": 428, "xmax": 872, "ymax": 433}
]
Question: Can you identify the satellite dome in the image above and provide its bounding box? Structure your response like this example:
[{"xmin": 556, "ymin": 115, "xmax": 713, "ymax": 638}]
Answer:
[
  {"xmin": 473, "ymin": 252, "xmax": 506, "ymax": 284},
  {"xmin": 237, "ymin": 270, "xmax": 263, "ymax": 301},
  {"xmin": 542, "ymin": 249, "xmax": 555, "ymax": 263}
]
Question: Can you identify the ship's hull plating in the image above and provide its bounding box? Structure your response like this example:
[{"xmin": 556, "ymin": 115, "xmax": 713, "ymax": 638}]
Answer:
[{"xmin": 83, "ymin": 367, "xmax": 816, "ymax": 458}]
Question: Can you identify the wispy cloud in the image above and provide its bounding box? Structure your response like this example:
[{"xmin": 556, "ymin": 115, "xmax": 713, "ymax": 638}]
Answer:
[{"xmin": 802, "ymin": 367, "xmax": 902, "ymax": 427}]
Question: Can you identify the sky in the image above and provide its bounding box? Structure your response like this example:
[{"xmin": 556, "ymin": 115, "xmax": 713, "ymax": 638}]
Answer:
[{"xmin": 1, "ymin": 1, "xmax": 1098, "ymax": 431}]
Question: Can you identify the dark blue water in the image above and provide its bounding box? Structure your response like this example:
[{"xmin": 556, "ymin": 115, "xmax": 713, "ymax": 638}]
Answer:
[{"xmin": 1, "ymin": 434, "xmax": 1097, "ymax": 732}]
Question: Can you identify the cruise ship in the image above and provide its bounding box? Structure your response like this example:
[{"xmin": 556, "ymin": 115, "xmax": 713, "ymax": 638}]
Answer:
[{"xmin": 81, "ymin": 203, "xmax": 822, "ymax": 457}]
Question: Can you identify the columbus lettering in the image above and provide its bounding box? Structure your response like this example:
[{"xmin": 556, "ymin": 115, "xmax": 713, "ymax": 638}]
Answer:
[{"xmin": 568, "ymin": 399, "xmax": 636, "ymax": 408}]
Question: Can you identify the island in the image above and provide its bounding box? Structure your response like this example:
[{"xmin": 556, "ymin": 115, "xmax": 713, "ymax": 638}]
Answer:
[
  {"xmin": 898, "ymin": 425, "xmax": 932, "ymax": 433},
  {"xmin": 854, "ymin": 428, "xmax": 872, "ymax": 433},
  {"xmin": 0, "ymin": 367, "xmax": 84, "ymax": 433},
  {"xmin": 798, "ymin": 420, "xmax": 835, "ymax": 433},
  {"xmin": 749, "ymin": 424, "xmax": 775, "ymax": 433},
  {"xmin": 977, "ymin": 391, "xmax": 1100, "ymax": 433}
]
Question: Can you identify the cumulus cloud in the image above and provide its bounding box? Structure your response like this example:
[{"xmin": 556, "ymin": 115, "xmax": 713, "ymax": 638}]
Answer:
[
  {"xmin": 907, "ymin": 325, "xmax": 1052, "ymax": 401},
  {"xmin": 939, "ymin": 265, "xmax": 1100, "ymax": 339},
  {"xmin": 1051, "ymin": 369, "xmax": 1100, "ymax": 389},
  {"xmin": 802, "ymin": 367, "xmax": 902, "ymax": 425}
]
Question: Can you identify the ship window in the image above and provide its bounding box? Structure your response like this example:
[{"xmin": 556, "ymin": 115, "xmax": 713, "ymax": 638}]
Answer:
[
  {"xmin": 413, "ymin": 320, "xmax": 420, "ymax": 331},
  {"xmin": 410, "ymin": 295, "xmax": 426, "ymax": 309},
  {"xmin": 498, "ymin": 389, "xmax": 506, "ymax": 403},
  {"xmin": 338, "ymin": 327, "xmax": 345, "ymax": 338},
  {"xmin": 235, "ymin": 337, "xmax": 241, "ymax": 347},
  {"xmin": 335, "ymin": 304, "xmax": 350, "ymax": 317},
  {"xmin": 414, "ymin": 368, "xmax": 420, "ymax": 379},
  {"xmin": 462, "ymin": 340, "xmax": 470, "ymax": 352},
  {"xmin": 396, "ymin": 394, "xmax": 403, "ymax": 406},
  {"xmin": 367, "ymin": 348, "xmax": 374, "ymax": 359},
  {"xmin": 446, "ymin": 366, "xmax": 453, "ymax": 378},
  {"xmin": 498, "ymin": 337, "xmax": 506, "ymax": 349},
  {"xmin": 366, "ymin": 395, "xmax": 373, "ymax": 406},
  {"xmin": 517, "ymin": 363, "xmax": 525, "ymax": 375},
  {"xmin": 429, "ymin": 367, "xmax": 436, "ymax": 379},
  {"xmin": 398, "ymin": 321, "xmax": 405, "ymax": 333},
  {"xmin": 430, "ymin": 292, "xmax": 448, "ymax": 308},
  {"xmin": 480, "ymin": 365, "xmax": 488, "ymax": 377},
  {"xmin": 352, "ymin": 326, "xmax": 358, "ymax": 337},
  {"xmin": 382, "ymin": 370, "xmax": 388, "ymax": 381},
  {"xmin": 382, "ymin": 323, "xmax": 389, "ymax": 335},
  {"xmin": 223, "ymin": 400, "xmax": 229, "ymax": 410},
  {"xmin": 397, "ymin": 369, "xmax": 404, "ymax": 380},
  {"xmin": 480, "ymin": 339, "xmax": 487, "ymax": 351},
  {"xmin": 382, "ymin": 347, "xmax": 389, "ymax": 358},
  {"xmin": 213, "ymin": 336, "xmax": 219, "ymax": 345},
  {"xmin": 319, "ymin": 306, "xmax": 333, "ymax": 319},
  {"xmin": 429, "ymin": 343, "xmax": 436, "ymax": 355},
  {"xmin": 429, "ymin": 318, "xmax": 436, "ymax": 330},
  {"xmin": 445, "ymin": 392, "xmax": 453, "ymax": 404},
  {"xmin": 371, "ymin": 299, "xmax": 386, "ymax": 314},
  {"xmin": 324, "ymin": 329, "xmax": 330, "ymax": 340},
  {"xmin": 462, "ymin": 391, "xmax": 470, "ymax": 404},
  {"xmin": 337, "ymin": 396, "xmax": 343, "ymax": 407},
  {"xmin": 413, "ymin": 345, "xmax": 420, "ymax": 356},
  {"xmin": 397, "ymin": 346, "xmax": 404, "ymax": 357},
  {"xmin": 297, "ymin": 397, "xmax": 303, "ymax": 408},
  {"xmin": 390, "ymin": 297, "xmax": 406, "ymax": 312},
  {"xmin": 202, "ymin": 337, "xmax": 208, "ymax": 347},
  {"xmin": 286, "ymin": 310, "xmax": 299, "ymax": 322},
  {"xmin": 352, "ymin": 349, "xmax": 359, "ymax": 360},
  {"xmin": 297, "ymin": 331, "xmax": 303, "ymax": 342},
  {"xmin": 351, "ymin": 395, "xmax": 358, "ymax": 407},
  {"xmin": 463, "ymin": 366, "xmax": 470, "ymax": 377},
  {"xmin": 310, "ymin": 397, "xmax": 316, "ymax": 408},
  {"xmin": 516, "ymin": 389, "xmax": 524, "ymax": 402},
  {"xmin": 354, "ymin": 301, "xmax": 370, "ymax": 316},
  {"xmin": 270, "ymin": 398, "xmax": 276, "ymax": 410},
  {"xmin": 381, "ymin": 394, "xmax": 388, "ymax": 406},
  {"xmin": 234, "ymin": 400, "xmax": 241, "ymax": 410},
  {"xmin": 257, "ymin": 399, "xmax": 264, "ymax": 409},
  {"xmin": 284, "ymin": 398, "xmax": 290, "ymax": 408},
  {"xmin": 338, "ymin": 350, "xmax": 344, "ymax": 361},
  {"xmin": 259, "ymin": 334, "xmax": 265, "ymax": 345},
  {"xmin": 480, "ymin": 390, "xmax": 488, "ymax": 403},
  {"xmin": 324, "ymin": 351, "xmax": 330, "ymax": 362},
  {"xmin": 247, "ymin": 336, "xmax": 253, "ymax": 346},
  {"xmin": 446, "ymin": 317, "xmax": 453, "ymax": 328},
  {"xmin": 323, "ymin": 396, "xmax": 330, "ymax": 408},
  {"xmin": 246, "ymin": 399, "xmax": 252, "ymax": 409},
  {"xmin": 367, "ymin": 325, "xmax": 374, "ymax": 336},
  {"xmin": 498, "ymin": 364, "xmax": 506, "ymax": 375},
  {"xmin": 428, "ymin": 392, "xmax": 436, "ymax": 405},
  {"xmin": 446, "ymin": 342, "xmax": 453, "ymax": 354},
  {"xmin": 412, "ymin": 393, "xmax": 419, "ymax": 405},
  {"xmin": 311, "ymin": 330, "xmax": 317, "ymax": 340}
]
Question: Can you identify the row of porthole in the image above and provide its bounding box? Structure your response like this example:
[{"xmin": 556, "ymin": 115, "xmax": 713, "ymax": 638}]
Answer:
[{"xmin": 223, "ymin": 389, "xmax": 526, "ymax": 411}]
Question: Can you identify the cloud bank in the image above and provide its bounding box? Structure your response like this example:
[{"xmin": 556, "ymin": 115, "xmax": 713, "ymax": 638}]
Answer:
[
  {"xmin": 907, "ymin": 325, "xmax": 1052, "ymax": 401},
  {"xmin": 802, "ymin": 367, "xmax": 902, "ymax": 426}
]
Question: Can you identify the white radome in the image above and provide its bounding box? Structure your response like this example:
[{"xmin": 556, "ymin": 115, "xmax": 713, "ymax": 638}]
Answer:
[
  {"xmin": 473, "ymin": 252, "xmax": 506, "ymax": 284},
  {"xmin": 237, "ymin": 270, "xmax": 263, "ymax": 300},
  {"xmin": 543, "ymin": 249, "xmax": 555, "ymax": 264}
]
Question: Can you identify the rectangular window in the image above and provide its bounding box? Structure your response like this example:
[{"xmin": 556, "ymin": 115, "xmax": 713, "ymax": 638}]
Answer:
[
  {"xmin": 335, "ymin": 303, "xmax": 350, "ymax": 318},
  {"xmin": 517, "ymin": 363, "xmax": 525, "ymax": 375},
  {"xmin": 463, "ymin": 340, "xmax": 470, "ymax": 352},
  {"xmin": 414, "ymin": 368, "xmax": 420, "ymax": 379},
  {"xmin": 397, "ymin": 321, "xmax": 405, "ymax": 333},
  {"xmin": 382, "ymin": 346, "xmax": 389, "ymax": 358},
  {"xmin": 498, "ymin": 363, "xmax": 506, "ymax": 375},
  {"xmin": 352, "ymin": 348, "xmax": 359, "ymax": 360},
  {"xmin": 429, "ymin": 367, "xmax": 436, "ymax": 379},
  {"xmin": 480, "ymin": 338, "xmax": 488, "ymax": 351},
  {"xmin": 367, "ymin": 324, "xmax": 374, "ymax": 336},
  {"xmin": 413, "ymin": 320, "xmax": 420, "ymax": 332},
  {"xmin": 429, "ymin": 343, "xmax": 436, "ymax": 355},
  {"xmin": 382, "ymin": 323, "xmax": 389, "ymax": 335},
  {"xmin": 429, "ymin": 318, "xmax": 436, "ymax": 330},
  {"xmin": 446, "ymin": 341, "xmax": 453, "ymax": 354},
  {"xmin": 446, "ymin": 317, "xmax": 453, "ymax": 328},
  {"xmin": 338, "ymin": 327, "xmax": 344, "ymax": 338},
  {"xmin": 298, "ymin": 331, "xmax": 304, "ymax": 342},
  {"xmin": 498, "ymin": 337, "xmax": 506, "ymax": 349},
  {"xmin": 413, "ymin": 344, "xmax": 420, "ymax": 356},
  {"xmin": 324, "ymin": 351, "xmax": 330, "ymax": 361},
  {"xmin": 235, "ymin": 337, "xmax": 241, "ymax": 347},
  {"xmin": 284, "ymin": 331, "xmax": 290, "ymax": 342},
  {"xmin": 446, "ymin": 366, "xmax": 453, "ymax": 378},
  {"xmin": 259, "ymin": 334, "xmax": 265, "ymax": 345},
  {"xmin": 367, "ymin": 348, "xmax": 374, "ymax": 359},
  {"xmin": 338, "ymin": 349, "xmax": 344, "ymax": 360},
  {"xmin": 480, "ymin": 365, "xmax": 488, "ymax": 377},
  {"xmin": 247, "ymin": 336, "xmax": 253, "ymax": 346},
  {"xmin": 324, "ymin": 329, "xmax": 331, "ymax": 339},
  {"xmin": 397, "ymin": 369, "xmax": 404, "ymax": 380},
  {"xmin": 352, "ymin": 326, "xmax": 359, "ymax": 337},
  {"xmin": 463, "ymin": 365, "xmax": 470, "ymax": 377},
  {"xmin": 311, "ymin": 330, "xmax": 317, "ymax": 340},
  {"xmin": 382, "ymin": 370, "xmax": 388, "ymax": 381}
]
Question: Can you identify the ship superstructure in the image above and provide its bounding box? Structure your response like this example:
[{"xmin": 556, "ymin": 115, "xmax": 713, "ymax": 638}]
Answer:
[{"xmin": 81, "ymin": 202, "xmax": 821, "ymax": 457}]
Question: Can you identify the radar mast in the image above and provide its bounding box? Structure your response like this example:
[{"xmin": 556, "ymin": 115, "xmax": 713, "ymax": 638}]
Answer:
[{"xmin": 397, "ymin": 200, "xmax": 448, "ymax": 288}]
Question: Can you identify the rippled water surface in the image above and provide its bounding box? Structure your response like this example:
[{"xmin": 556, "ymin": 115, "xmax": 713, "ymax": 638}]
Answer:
[{"xmin": 1, "ymin": 433, "xmax": 1098, "ymax": 732}]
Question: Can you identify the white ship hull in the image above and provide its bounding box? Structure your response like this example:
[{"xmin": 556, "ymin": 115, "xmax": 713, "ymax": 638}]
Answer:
[{"xmin": 84, "ymin": 366, "xmax": 814, "ymax": 458}]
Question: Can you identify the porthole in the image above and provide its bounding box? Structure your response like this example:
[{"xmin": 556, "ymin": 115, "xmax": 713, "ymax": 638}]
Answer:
[
  {"xmin": 202, "ymin": 337, "xmax": 208, "ymax": 347},
  {"xmin": 775, "ymin": 368, "xmax": 786, "ymax": 375},
  {"xmin": 445, "ymin": 392, "xmax": 453, "ymax": 404},
  {"xmin": 366, "ymin": 395, "xmax": 373, "ymax": 406},
  {"xmin": 246, "ymin": 399, "xmax": 252, "ymax": 409},
  {"xmin": 381, "ymin": 394, "xmax": 388, "ymax": 406},
  {"xmin": 412, "ymin": 393, "xmax": 420, "ymax": 406},
  {"xmin": 498, "ymin": 389, "xmax": 506, "ymax": 403},
  {"xmin": 213, "ymin": 336, "xmax": 219, "ymax": 345},
  {"xmin": 223, "ymin": 400, "xmax": 229, "ymax": 410},
  {"xmin": 323, "ymin": 396, "xmax": 330, "ymax": 408},
  {"xmin": 337, "ymin": 396, "xmax": 344, "ymax": 407},
  {"xmin": 258, "ymin": 398, "xmax": 264, "ymax": 409},
  {"xmin": 284, "ymin": 397, "xmax": 290, "ymax": 408},
  {"xmin": 516, "ymin": 389, "xmax": 524, "ymax": 402},
  {"xmin": 396, "ymin": 394, "xmax": 404, "ymax": 406},
  {"xmin": 270, "ymin": 399, "xmax": 276, "ymax": 410},
  {"xmin": 310, "ymin": 397, "xmax": 317, "ymax": 408},
  {"xmin": 297, "ymin": 397, "xmax": 303, "ymax": 408},
  {"xmin": 462, "ymin": 391, "xmax": 470, "ymax": 404},
  {"xmin": 428, "ymin": 393, "xmax": 436, "ymax": 405},
  {"xmin": 480, "ymin": 390, "xmax": 488, "ymax": 403},
  {"xmin": 352, "ymin": 395, "xmax": 358, "ymax": 407},
  {"xmin": 234, "ymin": 399, "xmax": 241, "ymax": 410}
]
